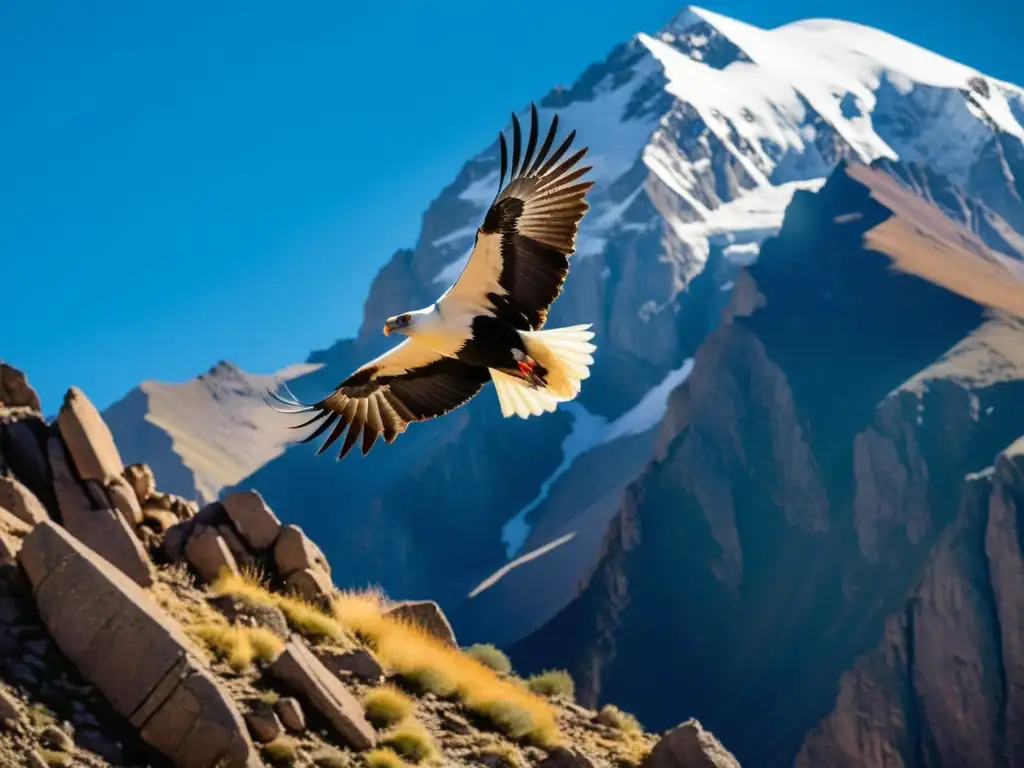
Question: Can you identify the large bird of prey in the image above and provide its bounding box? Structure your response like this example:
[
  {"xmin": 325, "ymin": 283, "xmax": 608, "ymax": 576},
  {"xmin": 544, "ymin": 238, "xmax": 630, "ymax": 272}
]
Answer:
[{"xmin": 268, "ymin": 103, "xmax": 598, "ymax": 460}]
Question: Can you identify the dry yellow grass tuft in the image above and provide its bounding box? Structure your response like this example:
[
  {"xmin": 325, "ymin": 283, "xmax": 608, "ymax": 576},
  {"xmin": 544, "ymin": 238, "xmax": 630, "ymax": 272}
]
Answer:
[
  {"xmin": 379, "ymin": 721, "xmax": 438, "ymax": 764},
  {"xmin": 209, "ymin": 569, "xmax": 348, "ymax": 644},
  {"xmin": 332, "ymin": 590, "xmax": 561, "ymax": 746},
  {"xmin": 597, "ymin": 703, "xmax": 643, "ymax": 734},
  {"xmin": 364, "ymin": 684, "xmax": 415, "ymax": 728},
  {"xmin": 191, "ymin": 622, "xmax": 284, "ymax": 672},
  {"xmin": 365, "ymin": 747, "xmax": 409, "ymax": 768}
]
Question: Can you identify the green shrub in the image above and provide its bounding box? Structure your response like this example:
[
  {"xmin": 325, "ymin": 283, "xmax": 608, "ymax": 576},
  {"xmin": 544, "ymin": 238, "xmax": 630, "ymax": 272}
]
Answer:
[
  {"xmin": 262, "ymin": 736, "xmax": 298, "ymax": 766},
  {"xmin": 379, "ymin": 721, "xmax": 438, "ymax": 764},
  {"xmin": 364, "ymin": 685, "xmax": 414, "ymax": 728},
  {"xmin": 465, "ymin": 644, "xmax": 512, "ymax": 675},
  {"xmin": 365, "ymin": 748, "xmax": 408, "ymax": 768},
  {"xmin": 311, "ymin": 747, "xmax": 352, "ymax": 767},
  {"xmin": 526, "ymin": 669, "xmax": 575, "ymax": 699},
  {"xmin": 398, "ymin": 666, "xmax": 457, "ymax": 698},
  {"xmin": 468, "ymin": 699, "xmax": 542, "ymax": 743},
  {"xmin": 597, "ymin": 703, "xmax": 643, "ymax": 733}
]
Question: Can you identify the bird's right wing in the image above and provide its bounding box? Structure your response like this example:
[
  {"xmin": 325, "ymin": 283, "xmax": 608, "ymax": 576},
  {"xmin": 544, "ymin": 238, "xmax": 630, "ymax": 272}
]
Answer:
[
  {"xmin": 267, "ymin": 339, "xmax": 491, "ymax": 460},
  {"xmin": 438, "ymin": 103, "xmax": 594, "ymax": 331}
]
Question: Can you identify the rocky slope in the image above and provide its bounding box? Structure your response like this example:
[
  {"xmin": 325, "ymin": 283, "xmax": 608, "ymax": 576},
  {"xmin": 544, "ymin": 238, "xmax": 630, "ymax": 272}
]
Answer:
[
  {"xmin": 498, "ymin": 157, "xmax": 1024, "ymax": 768},
  {"xmin": 103, "ymin": 360, "xmax": 321, "ymax": 504},
  {"xmin": 0, "ymin": 362, "xmax": 740, "ymax": 767}
]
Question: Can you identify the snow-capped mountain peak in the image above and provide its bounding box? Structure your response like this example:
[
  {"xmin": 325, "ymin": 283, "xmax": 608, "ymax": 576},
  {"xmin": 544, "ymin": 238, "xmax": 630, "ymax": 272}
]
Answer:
[{"xmin": 430, "ymin": 8, "xmax": 1024, "ymax": 309}]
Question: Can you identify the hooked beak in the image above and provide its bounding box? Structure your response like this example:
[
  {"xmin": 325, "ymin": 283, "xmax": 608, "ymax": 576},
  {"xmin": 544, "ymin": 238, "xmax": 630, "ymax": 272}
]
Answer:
[{"xmin": 383, "ymin": 322, "xmax": 391, "ymax": 337}]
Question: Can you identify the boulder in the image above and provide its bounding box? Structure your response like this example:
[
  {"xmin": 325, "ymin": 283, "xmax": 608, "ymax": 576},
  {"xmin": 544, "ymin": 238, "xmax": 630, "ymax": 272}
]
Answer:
[
  {"xmin": 274, "ymin": 524, "xmax": 331, "ymax": 578},
  {"xmin": 208, "ymin": 595, "xmax": 289, "ymax": 639},
  {"xmin": 217, "ymin": 524, "xmax": 257, "ymax": 567},
  {"xmin": 315, "ymin": 648, "xmax": 384, "ymax": 683},
  {"xmin": 0, "ymin": 531, "xmax": 21, "ymax": 566},
  {"xmin": 122, "ymin": 463, "xmax": 155, "ymax": 505},
  {"xmin": 142, "ymin": 507, "xmax": 180, "ymax": 534},
  {"xmin": 56, "ymin": 387, "xmax": 123, "ymax": 482},
  {"xmin": 267, "ymin": 639, "xmax": 376, "ymax": 751},
  {"xmin": 0, "ymin": 688, "xmax": 20, "ymax": 728},
  {"xmin": 243, "ymin": 699, "xmax": 282, "ymax": 743},
  {"xmin": 47, "ymin": 437, "xmax": 153, "ymax": 588},
  {"xmin": 0, "ymin": 363, "xmax": 41, "ymax": 411},
  {"xmin": 163, "ymin": 522, "xmax": 191, "ymax": 562},
  {"xmin": 384, "ymin": 600, "xmax": 458, "ymax": 648},
  {"xmin": 538, "ymin": 747, "xmax": 599, "ymax": 767},
  {"xmin": 148, "ymin": 491, "xmax": 198, "ymax": 521},
  {"xmin": 284, "ymin": 567, "xmax": 334, "ymax": 603},
  {"xmin": 275, "ymin": 698, "xmax": 305, "ymax": 732},
  {"xmin": 18, "ymin": 521, "xmax": 259, "ymax": 768},
  {"xmin": 0, "ymin": 413, "xmax": 54, "ymax": 510},
  {"xmin": 0, "ymin": 475, "xmax": 49, "ymax": 526},
  {"xmin": 184, "ymin": 525, "xmax": 240, "ymax": 584},
  {"xmin": 0, "ymin": 508, "xmax": 32, "ymax": 536},
  {"xmin": 641, "ymin": 719, "xmax": 741, "ymax": 768},
  {"xmin": 221, "ymin": 490, "xmax": 281, "ymax": 551},
  {"xmin": 104, "ymin": 475, "xmax": 143, "ymax": 527}
]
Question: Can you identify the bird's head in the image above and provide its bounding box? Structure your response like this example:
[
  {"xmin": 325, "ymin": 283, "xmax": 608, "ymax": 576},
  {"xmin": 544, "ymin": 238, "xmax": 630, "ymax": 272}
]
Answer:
[{"xmin": 383, "ymin": 313, "xmax": 415, "ymax": 337}]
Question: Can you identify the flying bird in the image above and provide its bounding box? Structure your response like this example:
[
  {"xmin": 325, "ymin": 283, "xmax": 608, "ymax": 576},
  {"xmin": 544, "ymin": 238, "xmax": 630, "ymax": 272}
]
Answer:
[{"xmin": 268, "ymin": 103, "xmax": 598, "ymax": 460}]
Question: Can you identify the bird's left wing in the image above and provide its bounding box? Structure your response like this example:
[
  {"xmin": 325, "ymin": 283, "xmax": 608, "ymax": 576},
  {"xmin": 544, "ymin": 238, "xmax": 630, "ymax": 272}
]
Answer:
[
  {"xmin": 267, "ymin": 340, "xmax": 491, "ymax": 460},
  {"xmin": 438, "ymin": 103, "xmax": 594, "ymax": 331}
]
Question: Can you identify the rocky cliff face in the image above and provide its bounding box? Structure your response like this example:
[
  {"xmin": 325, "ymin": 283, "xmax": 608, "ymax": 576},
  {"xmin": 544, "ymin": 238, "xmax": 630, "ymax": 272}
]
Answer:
[
  {"xmin": 796, "ymin": 438, "xmax": 1024, "ymax": 768},
  {"xmin": 502, "ymin": 158, "xmax": 1024, "ymax": 768}
]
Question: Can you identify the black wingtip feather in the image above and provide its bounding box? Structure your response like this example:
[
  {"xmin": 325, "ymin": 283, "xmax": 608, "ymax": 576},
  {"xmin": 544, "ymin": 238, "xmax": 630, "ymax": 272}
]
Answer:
[
  {"xmin": 536, "ymin": 129, "xmax": 577, "ymax": 178},
  {"xmin": 520, "ymin": 103, "xmax": 540, "ymax": 178},
  {"xmin": 528, "ymin": 113, "xmax": 559, "ymax": 176},
  {"xmin": 316, "ymin": 418, "xmax": 349, "ymax": 455},
  {"xmin": 301, "ymin": 413, "xmax": 339, "ymax": 445},
  {"xmin": 498, "ymin": 132, "xmax": 508, "ymax": 192},
  {"xmin": 510, "ymin": 112, "xmax": 522, "ymax": 180}
]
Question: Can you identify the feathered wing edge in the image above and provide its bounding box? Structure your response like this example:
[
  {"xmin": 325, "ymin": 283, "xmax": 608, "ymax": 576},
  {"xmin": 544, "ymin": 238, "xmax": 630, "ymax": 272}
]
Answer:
[
  {"xmin": 492, "ymin": 103, "xmax": 592, "ymax": 210},
  {"xmin": 265, "ymin": 380, "xmax": 407, "ymax": 461},
  {"xmin": 265, "ymin": 357, "xmax": 491, "ymax": 461}
]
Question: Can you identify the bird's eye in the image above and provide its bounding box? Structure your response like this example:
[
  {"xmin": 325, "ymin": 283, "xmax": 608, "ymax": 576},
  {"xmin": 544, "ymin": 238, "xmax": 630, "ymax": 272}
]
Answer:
[{"xmin": 399, "ymin": 315, "xmax": 410, "ymax": 326}]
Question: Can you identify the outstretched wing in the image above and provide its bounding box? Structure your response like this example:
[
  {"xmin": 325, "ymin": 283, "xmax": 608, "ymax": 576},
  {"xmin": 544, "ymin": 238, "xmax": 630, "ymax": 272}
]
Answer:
[
  {"xmin": 267, "ymin": 340, "xmax": 491, "ymax": 460},
  {"xmin": 439, "ymin": 103, "xmax": 594, "ymax": 331}
]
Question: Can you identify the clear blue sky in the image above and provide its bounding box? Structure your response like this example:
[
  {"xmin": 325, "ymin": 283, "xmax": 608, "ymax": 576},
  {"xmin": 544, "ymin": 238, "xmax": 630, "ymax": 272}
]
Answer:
[{"xmin": 2, "ymin": 0, "xmax": 1019, "ymax": 412}]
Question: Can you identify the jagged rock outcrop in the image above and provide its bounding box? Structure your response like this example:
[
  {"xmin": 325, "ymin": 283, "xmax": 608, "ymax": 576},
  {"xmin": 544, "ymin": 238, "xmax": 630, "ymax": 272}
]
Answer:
[
  {"xmin": 796, "ymin": 437, "xmax": 1024, "ymax": 768},
  {"xmin": 19, "ymin": 521, "xmax": 258, "ymax": 767},
  {"xmin": 267, "ymin": 640, "xmax": 376, "ymax": 751},
  {"xmin": 642, "ymin": 719, "xmax": 742, "ymax": 768},
  {"xmin": 57, "ymin": 386, "xmax": 125, "ymax": 483},
  {"xmin": 0, "ymin": 363, "xmax": 41, "ymax": 412}
]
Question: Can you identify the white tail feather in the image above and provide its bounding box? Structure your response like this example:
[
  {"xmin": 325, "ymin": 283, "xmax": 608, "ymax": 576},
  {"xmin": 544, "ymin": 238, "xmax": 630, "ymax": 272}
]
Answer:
[{"xmin": 488, "ymin": 324, "xmax": 597, "ymax": 419}]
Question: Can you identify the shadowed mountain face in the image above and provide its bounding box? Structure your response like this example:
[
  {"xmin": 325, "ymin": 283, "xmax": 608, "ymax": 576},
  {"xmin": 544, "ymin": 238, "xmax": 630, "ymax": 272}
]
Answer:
[{"xmin": 503, "ymin": 158, "xmax": 1024, "ymax": 768}]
